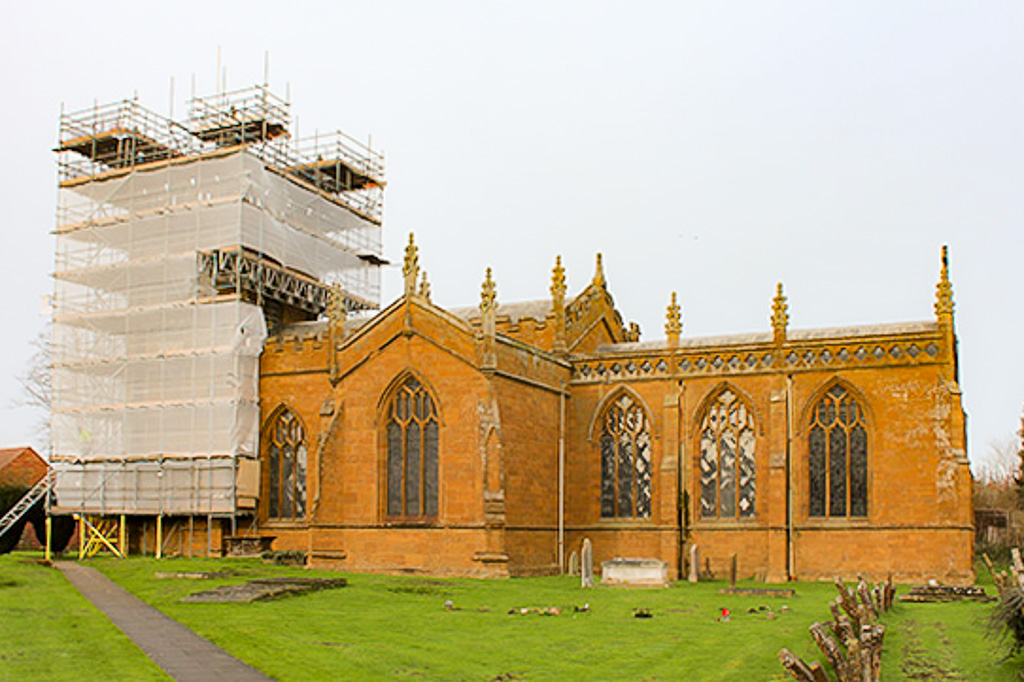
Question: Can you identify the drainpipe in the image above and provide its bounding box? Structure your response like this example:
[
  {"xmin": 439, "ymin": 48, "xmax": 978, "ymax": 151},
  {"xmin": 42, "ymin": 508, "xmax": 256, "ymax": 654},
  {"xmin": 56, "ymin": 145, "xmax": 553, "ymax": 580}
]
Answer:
[
  {"xmin": 558, "ymin": 382, "xmax": 566, "ymax": 572},
  {"xmin": 786, "ymin": 373, "xmax": 794, "ymax": 580}
]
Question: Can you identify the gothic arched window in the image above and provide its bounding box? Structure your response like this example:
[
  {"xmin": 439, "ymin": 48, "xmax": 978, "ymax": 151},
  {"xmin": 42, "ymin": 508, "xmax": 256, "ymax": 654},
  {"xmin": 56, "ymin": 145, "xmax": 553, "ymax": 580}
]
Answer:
[
  {"xmin": 267, "ymin": 408, "xmax": 307, "ymax": 520},
  {"xmin": 699, "ymin": 389, "xmax": 756, "ymax": 519},
  {"xmin": 385, "ymin": 377, "xmax": 439, "ymax": 520},
  {"xmin": 599, "ymin": 393, "xmax": 652, "ymax": 519},
  {"xmin": 809, "ymin": 385, "xmax": 868, "ymax": 518}
]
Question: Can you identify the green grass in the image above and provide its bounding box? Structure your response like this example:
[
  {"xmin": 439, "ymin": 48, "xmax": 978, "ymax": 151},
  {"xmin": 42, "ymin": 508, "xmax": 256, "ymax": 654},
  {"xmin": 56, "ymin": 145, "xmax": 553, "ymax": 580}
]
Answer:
[
  {"xmin": 879, "ymin": 566, "xmax": 1021, "ymax": 680},
  {"xmin": 0, "ymin": 553, "xmax": 168, "ymax": 682},
  {"xmin": 4, "ymin": 551, "xmax": 1023, "ymax": 680},
  {"xmin": 94, "ymin": 556, "xmax": 835, "ymax": 681}
]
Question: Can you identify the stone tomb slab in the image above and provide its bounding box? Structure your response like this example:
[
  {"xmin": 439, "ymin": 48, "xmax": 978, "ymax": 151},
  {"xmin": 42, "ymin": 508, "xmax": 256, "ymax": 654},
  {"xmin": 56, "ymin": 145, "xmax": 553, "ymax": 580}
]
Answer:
[
  {"xmin": 181, "ymin": 576, "xmax": 348, "ymax": 604},
  {"xmin": 155, "ymin": 571, "xmax": 235, "ymax": 580},
  {"xmin": 600, "ymin": 558, "xmax": 668, "ymax": 587},
  {"xmin": 717, "ymin": 587, "xmax": 795, "ymax": 598},
  {"xmin": 898, "ymin": 584, "xmax": 994, "ymax": 603}
]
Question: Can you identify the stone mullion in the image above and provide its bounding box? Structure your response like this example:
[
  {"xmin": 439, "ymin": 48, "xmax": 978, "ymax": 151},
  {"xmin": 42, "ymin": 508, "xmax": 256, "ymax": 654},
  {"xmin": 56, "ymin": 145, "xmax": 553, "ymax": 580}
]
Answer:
[
  {"xmin": 416, "ymin": 415, "xmax": 425, "ymax": 517},
  {"xmin": 628, "ymin": 431, "xmax": 637, "ymax": 517},
  {"xmin": 728, "ymin": 424, "xmax": 738, "ymax": 519},
  {"xmin": 720, "ymin": 425, "xmax": 729, "ymax": 516},
  {"xmin": 844, "ymin": 422, "xmax": 852, "ymax": 519},
  {"xmin": 399, "ymin": 412, "xmax": 410, "ymax": 518}
]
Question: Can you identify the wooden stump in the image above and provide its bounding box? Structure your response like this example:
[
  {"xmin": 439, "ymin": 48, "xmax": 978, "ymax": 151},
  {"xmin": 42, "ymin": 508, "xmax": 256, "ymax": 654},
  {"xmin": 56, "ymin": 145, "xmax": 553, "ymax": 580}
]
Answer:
[
  {"xmin": 778, "ymin": 649, "xmax": 829, "ymax": 682},
  {"xmin": 779, "ymin": 577, "xmax": 891, "ymax": 682}
]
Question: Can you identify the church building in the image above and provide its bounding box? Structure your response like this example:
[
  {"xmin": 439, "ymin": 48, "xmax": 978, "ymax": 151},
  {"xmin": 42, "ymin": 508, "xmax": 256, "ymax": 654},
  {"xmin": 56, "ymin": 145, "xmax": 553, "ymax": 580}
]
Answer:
[
  {"xmin": 258, "ymin": 237, "xmax": 973, "ymax": 584},
  {"xmin": 46, "ymin": 85, "xmax": 970, "ymax": 583}
]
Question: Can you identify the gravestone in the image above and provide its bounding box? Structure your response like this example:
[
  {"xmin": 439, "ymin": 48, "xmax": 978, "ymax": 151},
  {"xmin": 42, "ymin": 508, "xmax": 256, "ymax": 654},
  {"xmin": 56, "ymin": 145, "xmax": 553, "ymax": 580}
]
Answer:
[
  {"xmin": 581, "ymin": 538, "xmax": 593, "ymax": 588},
  {"xmin": 688, "ymin": 544, "xmax": 700, "ymax": 583},
  {"xmin": 568, "ymin": 551, "xmax": 579, "ymax": 577},
  {"xmin": 701, "ymin": 556, "xmax": 714, "ymax": 581}
]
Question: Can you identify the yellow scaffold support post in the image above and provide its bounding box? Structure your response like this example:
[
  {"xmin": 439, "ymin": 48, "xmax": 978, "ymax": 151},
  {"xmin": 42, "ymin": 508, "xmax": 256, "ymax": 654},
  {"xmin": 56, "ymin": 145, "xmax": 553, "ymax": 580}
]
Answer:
[{"xmin": 73, "ymin": 514, "xmax": 127, "ymax": 560}]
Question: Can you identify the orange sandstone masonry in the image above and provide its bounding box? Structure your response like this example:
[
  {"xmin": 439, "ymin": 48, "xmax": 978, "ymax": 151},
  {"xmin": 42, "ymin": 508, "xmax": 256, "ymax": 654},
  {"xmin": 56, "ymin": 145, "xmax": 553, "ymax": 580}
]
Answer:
[{"xmin": 256, "ymin": 238, "xmax": 972, "ymax": 584}]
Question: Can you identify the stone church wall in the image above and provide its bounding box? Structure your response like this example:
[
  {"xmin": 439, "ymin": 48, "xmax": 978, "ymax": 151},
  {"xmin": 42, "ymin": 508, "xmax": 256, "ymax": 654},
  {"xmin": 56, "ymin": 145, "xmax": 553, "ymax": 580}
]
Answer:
[{"xmin": 254, "ymin": 247, "xmax": 973, "ymax": 584}]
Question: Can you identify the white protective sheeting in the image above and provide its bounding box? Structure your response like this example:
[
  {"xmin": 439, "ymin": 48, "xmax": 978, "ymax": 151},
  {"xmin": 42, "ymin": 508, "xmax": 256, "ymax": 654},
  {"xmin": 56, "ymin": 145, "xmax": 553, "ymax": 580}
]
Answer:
[
  {"xmin": 51, "ymin": 150, "xmax": 380, "ymax": 514},
  {"xmin": 51, "ymin": 456, "xmax": 244, "ymax": 515}
]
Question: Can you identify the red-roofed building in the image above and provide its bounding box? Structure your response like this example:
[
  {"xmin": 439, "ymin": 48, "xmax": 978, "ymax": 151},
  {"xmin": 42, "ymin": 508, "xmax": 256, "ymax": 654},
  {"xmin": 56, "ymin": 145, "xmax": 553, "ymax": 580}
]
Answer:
[
  {"xmin": 0, "ymin": 446, "xmax": 47, "ymax": 490},
  {"xmin": 0, "ymin": 446, "xmax": 48, "ymax": 550}
]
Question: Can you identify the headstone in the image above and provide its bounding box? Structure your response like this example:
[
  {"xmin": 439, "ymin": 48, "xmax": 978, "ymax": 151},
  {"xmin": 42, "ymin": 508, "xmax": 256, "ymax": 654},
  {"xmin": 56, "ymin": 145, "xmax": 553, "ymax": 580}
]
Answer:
[
  {"xmin": 688, "ymin": 545, "xmax": 700, "ymax": 583},
  {"xmin": 701, "ymin": 557, "xmax": 714, "ymax": 581},
  {"xmin": 581, "ymin": 538, "xmax": 593, "ymax": 588},
  {"xmin": 568, "ymin": 551, "xmax": 580, "ymax": 577},
  {"xmin": 729, "ymin": 553, "xmax": 738, "ymax": 587}
]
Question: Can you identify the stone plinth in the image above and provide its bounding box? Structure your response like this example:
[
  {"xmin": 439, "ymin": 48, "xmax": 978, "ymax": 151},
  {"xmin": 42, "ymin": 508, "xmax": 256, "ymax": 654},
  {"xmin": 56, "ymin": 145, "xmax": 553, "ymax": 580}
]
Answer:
[{"xmin": 600, "ymin": 558, "xmax": 668, "ymax": 587}]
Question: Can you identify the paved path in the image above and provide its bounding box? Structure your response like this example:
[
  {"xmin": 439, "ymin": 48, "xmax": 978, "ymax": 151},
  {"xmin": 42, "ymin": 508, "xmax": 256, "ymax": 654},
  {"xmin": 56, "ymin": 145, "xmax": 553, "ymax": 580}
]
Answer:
[{"xmin": 57, "ymin": 561, "xmax": 273, "ymax": 682}]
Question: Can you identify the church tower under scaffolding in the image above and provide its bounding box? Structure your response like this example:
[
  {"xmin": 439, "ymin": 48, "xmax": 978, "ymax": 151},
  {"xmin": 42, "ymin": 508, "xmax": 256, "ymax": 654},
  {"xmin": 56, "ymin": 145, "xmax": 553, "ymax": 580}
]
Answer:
[{"xmin": 49, "ymin": 84, "xmax": 383, "ymax": 551}]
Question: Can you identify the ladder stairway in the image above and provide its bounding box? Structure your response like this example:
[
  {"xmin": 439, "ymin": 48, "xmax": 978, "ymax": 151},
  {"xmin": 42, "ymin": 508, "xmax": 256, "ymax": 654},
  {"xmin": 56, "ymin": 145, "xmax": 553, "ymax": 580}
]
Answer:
[{"xmin": 0, "ymin": 470, "xmax": 54, "ymax": 540}]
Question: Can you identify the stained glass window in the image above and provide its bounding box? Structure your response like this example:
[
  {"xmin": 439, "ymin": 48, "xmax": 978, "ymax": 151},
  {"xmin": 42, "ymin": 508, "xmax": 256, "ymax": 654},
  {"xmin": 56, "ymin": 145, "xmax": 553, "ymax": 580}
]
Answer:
[
  {"xmin": 699, "ymin": 389, "xmax": 756, "ymax": 519},
  {"xmin": 267, "ymin": 408, "xmax": 307, "ymax": 520},
  {"xmin": 599, "ymin": 394, "xmax": 652, "ymax": 518},
  {"xmin": 385, "ymin": 377, "xmax": 439, "ymax": 520},
  {"xmin": 808, "ymin": 385, "xmax": 867, "ymax": 518}
]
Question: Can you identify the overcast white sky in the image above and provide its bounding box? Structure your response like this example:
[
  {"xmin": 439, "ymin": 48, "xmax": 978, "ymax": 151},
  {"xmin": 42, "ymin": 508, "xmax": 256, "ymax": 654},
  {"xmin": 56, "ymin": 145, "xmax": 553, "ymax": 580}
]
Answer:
[{"xmin": 1, "ymin": 2, "xmax": 1021, "ymax": 471}]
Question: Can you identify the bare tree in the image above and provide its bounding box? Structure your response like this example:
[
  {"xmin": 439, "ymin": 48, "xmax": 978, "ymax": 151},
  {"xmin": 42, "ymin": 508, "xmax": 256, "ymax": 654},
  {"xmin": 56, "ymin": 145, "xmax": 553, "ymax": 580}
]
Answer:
[
  {"xmin": 1017, "ymin": 413, "xmax": 1024, "ymax": 510},
  {"xmin": 13, "ymin": 325, "xmax": 50, "ymax": 453},
  {"xmin": 976, "ymin": 436, "xmax": 1020, "ymax": 484},
  {"xmin": 972, "ymin": 434, "xmax": 1021, "ymax": 512}
]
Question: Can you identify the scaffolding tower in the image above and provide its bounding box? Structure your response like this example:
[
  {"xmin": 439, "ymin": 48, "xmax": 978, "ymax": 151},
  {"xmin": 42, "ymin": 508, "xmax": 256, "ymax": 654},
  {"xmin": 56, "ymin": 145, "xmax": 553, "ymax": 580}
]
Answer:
[{"xmin": 49, "ymin": 85, "xmax": 384, "ymax": 544}]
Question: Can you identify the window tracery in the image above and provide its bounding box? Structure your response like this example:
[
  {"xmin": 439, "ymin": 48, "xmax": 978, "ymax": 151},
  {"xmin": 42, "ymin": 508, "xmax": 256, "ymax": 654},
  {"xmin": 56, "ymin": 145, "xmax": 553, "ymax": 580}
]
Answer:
[
  {"xmin": 267, "ymin": 408, "xmax": 307, "ymax": 520},
  {"xmin": 385, "ymin": 377, "xmax": 439, "ymax": 520},
  {"xmin": 808, "ymin": 385, "xmax": 868, "ymax": 518},
  {"xmin": 599, "ymin": 393, "xmax": 652, "ymax": 519},
  {"xmin": 699, "ymin": 389, "xmax": 756, "ymax": 519}
]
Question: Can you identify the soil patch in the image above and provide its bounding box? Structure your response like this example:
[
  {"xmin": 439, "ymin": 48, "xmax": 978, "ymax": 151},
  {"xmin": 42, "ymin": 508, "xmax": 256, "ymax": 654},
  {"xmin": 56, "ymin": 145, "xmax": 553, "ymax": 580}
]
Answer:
[
  {"xmin": 155, "ymin": 571, "xmax": 236, "ymax": 580},
  {"xmin": 181, "ymin": 576, "xmax": 347, "ymax": 603}
]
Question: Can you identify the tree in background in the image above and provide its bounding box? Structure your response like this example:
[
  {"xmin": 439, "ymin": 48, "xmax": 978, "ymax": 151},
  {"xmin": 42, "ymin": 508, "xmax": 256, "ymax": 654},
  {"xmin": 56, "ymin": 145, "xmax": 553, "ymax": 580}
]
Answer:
[
  {"xmin": 1018, "ymin": 413, "xmax": 1024, "ymax": 510},
  {"xmin": 0, "ymin": 485, "xmax": 74, "ymax": 555},
  {"xmin": 13, "ymin": 326, "xmax": 50, "ymax": 453},
  {"xmin": 975, "ymin": 435, "xmax": 1020, "ymax": 510}
]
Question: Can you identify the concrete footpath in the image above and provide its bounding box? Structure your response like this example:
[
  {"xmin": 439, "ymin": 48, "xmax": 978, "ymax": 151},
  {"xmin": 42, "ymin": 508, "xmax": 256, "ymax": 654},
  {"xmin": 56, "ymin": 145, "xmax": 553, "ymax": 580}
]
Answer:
[{"xmin": 56, "ymin": 561, "xmax": 273, "ymax": 682}]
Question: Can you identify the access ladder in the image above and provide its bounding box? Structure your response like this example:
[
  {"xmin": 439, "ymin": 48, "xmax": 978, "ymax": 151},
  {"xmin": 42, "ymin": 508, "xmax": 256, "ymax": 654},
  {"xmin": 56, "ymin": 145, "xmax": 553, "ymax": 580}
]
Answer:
[{"xmin": 0, "ymin": 470, "xmax": 54, "ymax": 540}]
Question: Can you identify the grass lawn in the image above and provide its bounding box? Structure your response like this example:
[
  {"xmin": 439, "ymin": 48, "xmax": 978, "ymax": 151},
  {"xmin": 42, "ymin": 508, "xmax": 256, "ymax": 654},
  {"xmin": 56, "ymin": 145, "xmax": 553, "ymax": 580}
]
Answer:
[
  {"xmin": 4, "ymin": 551, "xmax": 1023, "ymax": 681},
  {"xmin": 0, "ymin": 553, "xmax": 168, "ymax": 682}
]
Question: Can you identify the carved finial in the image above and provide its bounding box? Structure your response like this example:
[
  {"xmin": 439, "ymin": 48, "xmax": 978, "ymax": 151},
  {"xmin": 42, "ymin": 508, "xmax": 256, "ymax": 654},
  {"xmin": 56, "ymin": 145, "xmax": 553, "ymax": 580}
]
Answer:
[
  {"xmin": 403, "ymin": 233, "xmax": 420, "ymax": 298},
  {"xmin": 418, "ymin": 271, "xmax": 431, "ymax": 302},
  {"xmin": 480, "ymin": 267, "xmax": 497, "ymax": 369},
  {"xmin": 771, "ymin": 282, "xmax": 788, "ymax": 344},
  {"xmin": 327, "ymin": 283, "xmax": 346, "ymax": 326},
  {"xmin": 327, "ymin": 283, "xmax": 345, "ymax": 383},
  {"xmin": 551, "ymin": 256, "xmax": 567, "ymax": 354},
  {"xmin": 551, "ymin": 255, "xmax": 566, "ymax": 302},
  {"xmin": 480, "ymin": 267, "xmax": 497, "ymax": 314},
  {"xmin": 935, "ymin": 245, "xmax": 954, "ymax": 319},
  {"xmin": 592, "ymin": 253, "xmax": 606, "ymax": 288},
  {"xmin": 666, "ymin": 291, "xmax": 682, "ymax": 345}
]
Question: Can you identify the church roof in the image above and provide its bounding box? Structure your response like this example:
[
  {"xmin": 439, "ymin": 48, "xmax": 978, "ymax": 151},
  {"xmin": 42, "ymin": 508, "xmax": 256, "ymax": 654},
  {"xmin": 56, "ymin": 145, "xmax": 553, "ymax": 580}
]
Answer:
[
  {"xmin": 448, "ymin": 299, "xmax": 560, "ymax": 324},
  {"xmin": 597, "ymin": 320, "xmax": 938, "ymax": 353},
  {"xmin": 0, "ymin": 446, "xmax": 42, "ymax": 472},
  {"xmin": 274, "ymin": 316, "xmax": 377, "ymax": 338}
]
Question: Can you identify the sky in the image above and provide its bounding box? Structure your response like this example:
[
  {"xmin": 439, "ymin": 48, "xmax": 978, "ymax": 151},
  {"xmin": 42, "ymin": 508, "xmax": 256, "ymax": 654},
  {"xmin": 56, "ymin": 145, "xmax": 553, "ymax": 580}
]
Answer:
[{"xmin": 0, "ymin": 2, "xmax": 1022, "ymax": 472}]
